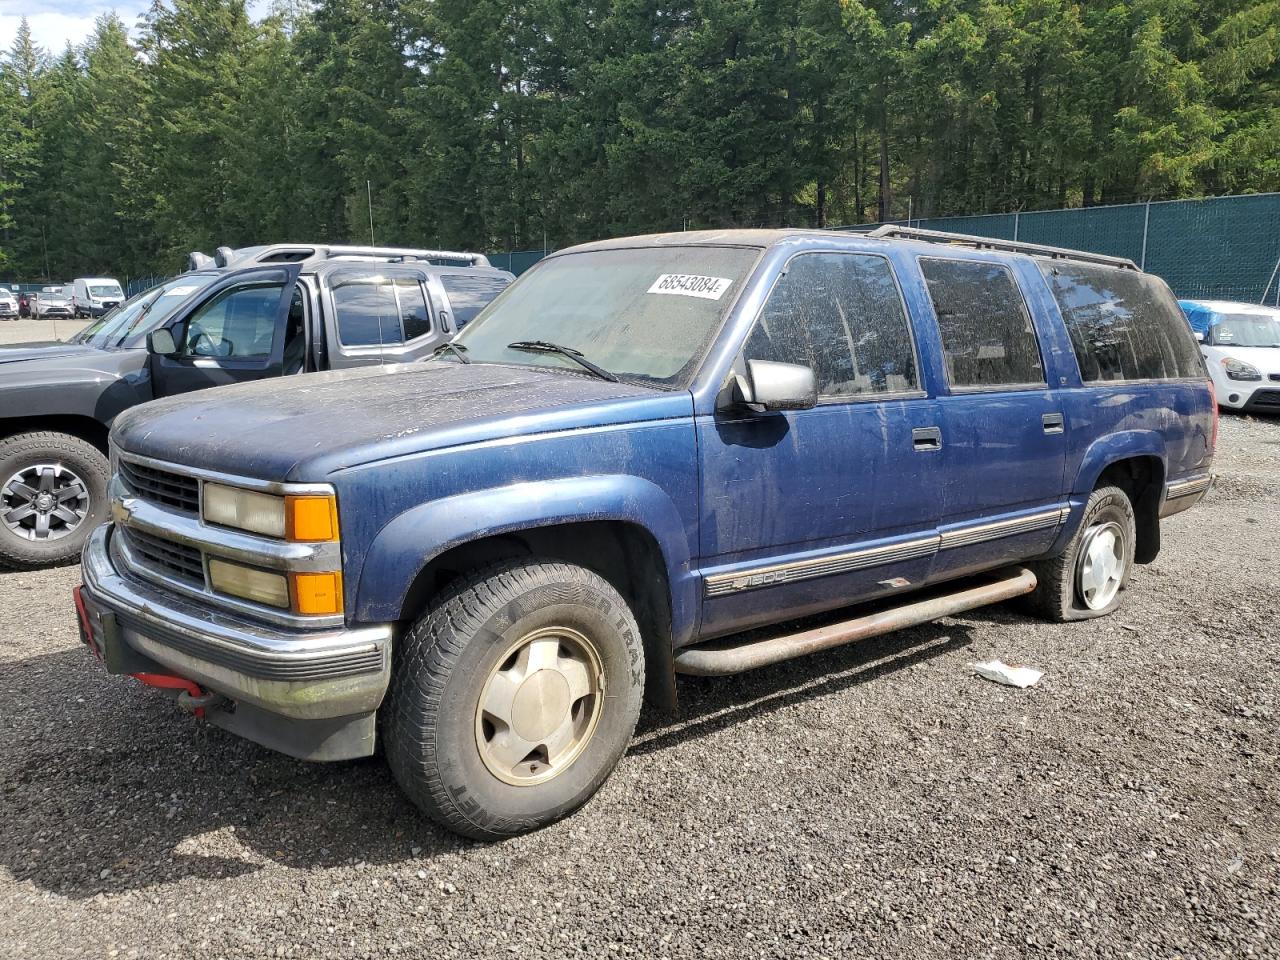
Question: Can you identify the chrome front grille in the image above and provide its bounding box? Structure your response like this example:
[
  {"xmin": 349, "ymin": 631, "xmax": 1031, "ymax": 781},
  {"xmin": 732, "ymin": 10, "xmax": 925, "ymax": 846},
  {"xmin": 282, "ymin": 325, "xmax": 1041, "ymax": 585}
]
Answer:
[
  {"xmin": 118, "ymin": 458, "xmax": 200, "ymax": 513},
  {"xmin": 121, "ymin": 527, "xmax": 205, "ymax": 586}
]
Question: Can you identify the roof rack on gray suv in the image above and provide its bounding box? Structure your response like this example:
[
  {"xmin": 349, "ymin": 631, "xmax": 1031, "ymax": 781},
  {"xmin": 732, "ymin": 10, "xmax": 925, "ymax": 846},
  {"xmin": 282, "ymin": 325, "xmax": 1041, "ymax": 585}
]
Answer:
[
  {"xmin": 869, "ymin": 224, "xmax": 1139, "ymax": 271},
  {"xmin": 187, "ymin": 244, "xmax": 492, "ymax": 272}
]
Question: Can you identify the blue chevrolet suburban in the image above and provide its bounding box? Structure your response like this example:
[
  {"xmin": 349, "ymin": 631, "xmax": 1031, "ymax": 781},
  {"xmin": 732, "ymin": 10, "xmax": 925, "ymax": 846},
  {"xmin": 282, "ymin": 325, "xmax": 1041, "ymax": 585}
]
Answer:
[{"xmin": 75, "ymin": 226, "xmax": 1215, "ymax": 839}]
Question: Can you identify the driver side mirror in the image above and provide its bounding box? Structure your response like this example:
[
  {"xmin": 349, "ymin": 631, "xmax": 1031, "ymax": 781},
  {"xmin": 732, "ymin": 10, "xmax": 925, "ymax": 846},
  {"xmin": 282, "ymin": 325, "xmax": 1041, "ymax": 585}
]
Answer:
[
  {"xmin": 147, "ymin": 328, "xmax": 178, "ymax": 356},
  {"xmin": 724, "ymin": 359, "xmax": 817, "ymax": 413}
]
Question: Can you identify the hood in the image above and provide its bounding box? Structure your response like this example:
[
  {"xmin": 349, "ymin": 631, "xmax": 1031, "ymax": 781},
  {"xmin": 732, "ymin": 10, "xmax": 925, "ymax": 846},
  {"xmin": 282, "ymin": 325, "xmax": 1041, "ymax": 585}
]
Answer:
[
  {"xmin": 0, "ymin": 342, "xmax": 104, "ymax": 365},
  {"xmin": 111, "ymin": 361, "xmax": 683, "ymax": 481},
  {"xmin": 1203, "ymin": 344, "xmax": 1280, "ymax": 373}
]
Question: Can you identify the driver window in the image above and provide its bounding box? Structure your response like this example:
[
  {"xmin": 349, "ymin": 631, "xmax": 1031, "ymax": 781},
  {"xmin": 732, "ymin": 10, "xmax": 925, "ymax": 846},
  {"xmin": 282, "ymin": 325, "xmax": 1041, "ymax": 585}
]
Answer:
[{"xmin": 183, "ymin": 283, "xmax": 284, "ymax": 360}]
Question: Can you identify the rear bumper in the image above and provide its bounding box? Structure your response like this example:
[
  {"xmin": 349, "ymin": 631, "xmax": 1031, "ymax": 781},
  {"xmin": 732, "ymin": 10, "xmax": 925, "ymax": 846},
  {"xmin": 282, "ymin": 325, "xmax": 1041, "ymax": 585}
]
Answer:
[
  {"xmin": 1160, "ymin": 473, "xmax": 1212, "ymax": 518},
  {"xmin": 80, "ymin": 524, "xmax": 392, "ymax": 758}
]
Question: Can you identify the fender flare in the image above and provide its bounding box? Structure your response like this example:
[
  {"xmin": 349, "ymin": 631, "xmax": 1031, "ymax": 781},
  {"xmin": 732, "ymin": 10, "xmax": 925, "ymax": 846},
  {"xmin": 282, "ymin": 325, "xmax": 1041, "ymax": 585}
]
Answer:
[
  {"xmin": 1051, "ymin": 429, "xmax": 1167, "ymax": 553},
  {"xmin": 352, "ymin": 475, "xmax": 698, "ymax": 647}
]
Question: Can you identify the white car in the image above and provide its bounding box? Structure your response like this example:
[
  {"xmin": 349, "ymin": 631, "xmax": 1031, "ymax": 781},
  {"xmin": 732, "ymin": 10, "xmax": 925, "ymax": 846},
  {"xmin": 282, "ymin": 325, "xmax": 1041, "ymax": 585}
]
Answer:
[
  {"xmin": 0, "ymin": 287, "xmax": 17, "ymax": 319},
  {"xmin": 71, "ymin": 277, "xmax": 125, "ymax": 318},
  {"xmin": 1180, "ymin": 299, "xmax": 1280, "ymax": 414}
]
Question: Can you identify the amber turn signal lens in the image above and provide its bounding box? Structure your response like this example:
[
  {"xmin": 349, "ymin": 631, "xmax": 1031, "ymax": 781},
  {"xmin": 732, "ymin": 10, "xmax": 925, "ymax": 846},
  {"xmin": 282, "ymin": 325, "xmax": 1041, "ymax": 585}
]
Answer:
[
  {"xmin": 286, "ymin": 495, "xmax": 339, "ymax": 542},
  {"xmin": 291, "ymin": 571, "xmax": 343, "ymax": 615}
]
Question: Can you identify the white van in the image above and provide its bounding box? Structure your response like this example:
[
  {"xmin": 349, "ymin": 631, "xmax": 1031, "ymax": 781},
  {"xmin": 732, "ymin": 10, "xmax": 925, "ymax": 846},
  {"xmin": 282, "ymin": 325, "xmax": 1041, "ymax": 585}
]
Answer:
[{"xmin": 71, "ymin": 277, "xmax": 125, "ymax": 318}]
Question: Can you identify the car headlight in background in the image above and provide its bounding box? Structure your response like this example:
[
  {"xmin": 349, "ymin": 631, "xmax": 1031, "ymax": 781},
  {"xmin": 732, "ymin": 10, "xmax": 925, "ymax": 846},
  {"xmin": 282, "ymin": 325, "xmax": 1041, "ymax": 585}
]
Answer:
[
  {"xmin": 203, "ymin": 483, "xmax": 339, "ymax": 542},
  {"xmin": 1221, "ymin": 357, "xmax": 1262, "ymax": 381}
]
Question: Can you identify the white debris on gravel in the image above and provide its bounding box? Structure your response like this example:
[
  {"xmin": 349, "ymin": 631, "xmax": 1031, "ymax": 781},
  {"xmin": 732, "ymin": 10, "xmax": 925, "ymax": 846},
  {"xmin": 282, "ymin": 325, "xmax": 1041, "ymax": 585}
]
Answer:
[{"xmin": 971, "ymin": 659, "xmax": 1044, "ymax": 688}]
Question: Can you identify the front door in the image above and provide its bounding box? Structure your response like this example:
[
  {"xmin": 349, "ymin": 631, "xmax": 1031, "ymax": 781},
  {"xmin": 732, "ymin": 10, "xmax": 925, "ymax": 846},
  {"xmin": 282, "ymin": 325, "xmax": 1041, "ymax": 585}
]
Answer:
[
  {"xmin": 150, "ymin": 265, "xmax": 303, "ymax": 397},
  {"xmin": 698, "ymin": 250, "xmax": 943, "ymax": 638},
  {"xmin": 914, "ymin": 255, "xmax": 1068, "ymax": 579}
]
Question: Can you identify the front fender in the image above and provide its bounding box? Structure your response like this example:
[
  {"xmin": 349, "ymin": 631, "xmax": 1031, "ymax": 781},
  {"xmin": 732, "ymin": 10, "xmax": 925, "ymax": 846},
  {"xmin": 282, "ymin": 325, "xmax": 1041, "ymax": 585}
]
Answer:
[{"xmin": 352, "ymin": 475, "xmax": 697, "ymax": 644}]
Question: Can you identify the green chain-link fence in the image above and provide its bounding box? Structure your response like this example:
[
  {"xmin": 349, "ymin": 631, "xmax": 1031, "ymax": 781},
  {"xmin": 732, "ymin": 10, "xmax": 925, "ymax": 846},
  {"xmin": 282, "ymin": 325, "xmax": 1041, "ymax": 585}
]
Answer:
[{"xmin": 497, "ymin": 193, "xmax": 1280, "ymax": 305}]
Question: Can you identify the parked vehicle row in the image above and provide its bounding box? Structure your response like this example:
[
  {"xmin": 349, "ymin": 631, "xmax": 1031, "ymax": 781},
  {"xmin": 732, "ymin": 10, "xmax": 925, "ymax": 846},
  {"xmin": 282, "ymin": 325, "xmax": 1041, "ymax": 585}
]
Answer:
[
  {"xmin": 71, "ymin": 226, "xmax": 1215, "ymax": 840},
  {"xmin": 0, "ymin": 244, "xmax": 513, "ymax": 567}
]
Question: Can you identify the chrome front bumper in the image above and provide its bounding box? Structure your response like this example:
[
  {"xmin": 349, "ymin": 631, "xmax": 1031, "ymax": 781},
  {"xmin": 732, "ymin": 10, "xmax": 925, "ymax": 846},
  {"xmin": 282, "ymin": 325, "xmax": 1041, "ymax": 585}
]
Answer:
[{"xmin": 81, "ymin": 523, "xmax": 392, "ymax": 721}]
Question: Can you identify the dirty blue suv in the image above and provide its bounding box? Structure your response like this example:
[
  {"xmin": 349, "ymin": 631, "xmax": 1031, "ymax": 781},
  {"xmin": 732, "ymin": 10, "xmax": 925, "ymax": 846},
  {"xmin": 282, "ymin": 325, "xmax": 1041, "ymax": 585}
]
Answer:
[{"xmin": 76, "ymin": 226, "xmax": 1215, "ymax": 839}]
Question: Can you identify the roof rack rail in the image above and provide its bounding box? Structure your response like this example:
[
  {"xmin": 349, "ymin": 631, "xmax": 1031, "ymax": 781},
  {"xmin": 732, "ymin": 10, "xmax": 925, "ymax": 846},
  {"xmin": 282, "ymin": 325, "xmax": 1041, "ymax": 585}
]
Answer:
[
  {"xmin": 867, "ymin": 225, "xmax": 1139, "ymax": 271},
  {"xmin": 195, "ymin": 244, "xmax": 493, "ymax": 271}
]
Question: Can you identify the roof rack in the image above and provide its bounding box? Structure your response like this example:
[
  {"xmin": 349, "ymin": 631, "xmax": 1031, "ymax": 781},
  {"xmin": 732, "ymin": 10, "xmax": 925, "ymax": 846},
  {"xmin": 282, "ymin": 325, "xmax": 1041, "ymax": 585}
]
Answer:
[
  {"xmin": 868, "ymin": 225, "xmax": 1139, "ymax": 271},
  {"xmin": 188, "ymin": 244, "xmax": 492, "ymax": 273}
]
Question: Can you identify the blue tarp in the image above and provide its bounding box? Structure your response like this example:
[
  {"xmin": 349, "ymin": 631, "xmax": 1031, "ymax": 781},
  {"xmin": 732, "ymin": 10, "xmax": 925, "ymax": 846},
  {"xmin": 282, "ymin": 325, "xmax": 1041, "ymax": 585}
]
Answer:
[{"xmin": 1179, "ymin": 299, "xmax": 1221, "ymax": 337}]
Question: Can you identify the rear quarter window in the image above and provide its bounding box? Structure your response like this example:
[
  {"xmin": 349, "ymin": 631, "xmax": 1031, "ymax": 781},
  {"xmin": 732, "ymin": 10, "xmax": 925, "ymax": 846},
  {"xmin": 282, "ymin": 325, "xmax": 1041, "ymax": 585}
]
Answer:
[
  {"xmin": 1039, "ymin": 263, "xmax": 1204, "ymax": 381},
  {"xmin": 440, "ymin": 274, "xmax": 513, "ymax": 329}
]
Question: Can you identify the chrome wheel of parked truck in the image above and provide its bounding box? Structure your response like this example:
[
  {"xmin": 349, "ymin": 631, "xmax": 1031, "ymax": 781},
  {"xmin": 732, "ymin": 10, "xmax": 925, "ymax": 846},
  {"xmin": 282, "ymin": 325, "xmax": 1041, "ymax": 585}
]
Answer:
[{"xmin": 74, "ymin": 226, "xmax": 1216, "ymax": 837}]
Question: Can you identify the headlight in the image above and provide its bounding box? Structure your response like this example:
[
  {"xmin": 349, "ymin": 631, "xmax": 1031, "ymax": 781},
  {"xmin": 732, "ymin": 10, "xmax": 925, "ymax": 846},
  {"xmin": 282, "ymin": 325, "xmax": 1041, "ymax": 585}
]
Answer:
[
  {"xmin": 207, "ymin": 559, "xmax": 344, "ymax": 615},
  {"xmin": 1221, "ymin": 357, "xmax": 1262, "ymax": 381},
  {"xmin": 203, "ymin": 483, "xmax": 339, "ymax": 542},
  {"xmin": 208, "ymin": 558, "xmax": 290, "ymax": 608}
]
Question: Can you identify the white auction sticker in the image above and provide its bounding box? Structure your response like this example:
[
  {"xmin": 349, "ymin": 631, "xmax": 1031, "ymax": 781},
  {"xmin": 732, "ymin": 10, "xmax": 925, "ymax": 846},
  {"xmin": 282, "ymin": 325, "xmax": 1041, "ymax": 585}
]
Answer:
[{"xmin": 646, "ymin": 274, "xmax": 733, "ymax": 300}]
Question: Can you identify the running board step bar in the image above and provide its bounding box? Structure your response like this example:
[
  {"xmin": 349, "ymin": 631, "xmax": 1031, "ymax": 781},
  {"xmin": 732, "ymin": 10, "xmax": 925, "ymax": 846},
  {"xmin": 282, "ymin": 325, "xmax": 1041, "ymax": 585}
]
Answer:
[{"xmin": 673, "ymin": 567, "xmax": 1038, "ymax": 676}]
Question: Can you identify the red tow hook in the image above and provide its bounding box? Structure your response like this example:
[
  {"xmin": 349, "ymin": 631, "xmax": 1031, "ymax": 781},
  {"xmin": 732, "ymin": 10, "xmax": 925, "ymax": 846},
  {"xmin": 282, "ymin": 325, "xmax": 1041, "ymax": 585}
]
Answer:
[
  {"xmin": 73, "ymin": 586, "xmax": 102, "ymax": 663},
  {"xmin": 129, "ymin": 673, "xmax": 214, "ymax": 719}
]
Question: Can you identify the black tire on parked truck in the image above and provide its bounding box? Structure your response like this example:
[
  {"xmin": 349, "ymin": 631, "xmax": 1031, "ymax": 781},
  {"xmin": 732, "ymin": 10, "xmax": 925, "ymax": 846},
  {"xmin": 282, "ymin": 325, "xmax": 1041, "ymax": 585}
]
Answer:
[
  {"xmin": 0, "ymin": 431, "xmax": 110, "ymax": 569},
  {"xmin": 383, "ymin": 559, "xmax": 645, "ymax": 840},
  {"xmin": 1024, "ymin": 485, "xmax": 1137, "ymax": 623}
]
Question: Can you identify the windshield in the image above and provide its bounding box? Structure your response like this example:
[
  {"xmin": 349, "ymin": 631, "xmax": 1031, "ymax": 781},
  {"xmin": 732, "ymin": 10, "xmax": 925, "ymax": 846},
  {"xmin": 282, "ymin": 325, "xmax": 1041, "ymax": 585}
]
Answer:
[
  {"xmin": 452, "ymin": 246, "xmax": 760, "ymax": 387},
  {"xmin": 89, "ymin": 284, "xmax": 123, "ymax": 298},
  {"xmin": 72, "ymin": 274, "xmax": 218, "ymax": 349},
  {"xmin": 1210, "ymin": 314, "xmax": 1280, "ymax": 348}
]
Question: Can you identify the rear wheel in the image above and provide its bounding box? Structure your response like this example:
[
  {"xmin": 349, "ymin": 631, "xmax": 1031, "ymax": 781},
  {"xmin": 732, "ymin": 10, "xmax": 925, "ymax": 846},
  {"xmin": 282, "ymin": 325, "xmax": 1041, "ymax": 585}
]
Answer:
[
  {"xmin": 0, "ymin": 432, "xmax": 109, "ymax": 569},
  {"xmin": 1024, "ymin": 485, "xmax": 1136, "ymax": 622},
  {"xmin": 383, "ymin": 559, "xmax": 644, "ymax": 839}
]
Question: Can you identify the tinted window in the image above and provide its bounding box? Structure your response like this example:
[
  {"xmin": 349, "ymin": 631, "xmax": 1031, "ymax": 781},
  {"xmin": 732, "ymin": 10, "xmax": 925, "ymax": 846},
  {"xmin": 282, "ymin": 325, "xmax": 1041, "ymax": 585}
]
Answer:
[
  {"xmin": 921, "ymin": 258, "xmax": 1044, "ymax": 389},
  {"xmin": 333, "ymin": 278, "xmax": 400, "ymax": 346},
  {"xmin": 394, "ymin": 278, "xmax": 432, "ymax": 340},
  {"xmin": 441, "ymin": 274, "xmax": 512, "ymax": 329},
  {"xmin": 1042, "ymin": 264, "xmax": 1207, "ymax": 381},
  {"xmin": 183, "ymin": 283, "xmax": 282, "ymax": 359},
  {"xmin": 742, "ymin": 252, "xmax": 919, "ymax": 397}
]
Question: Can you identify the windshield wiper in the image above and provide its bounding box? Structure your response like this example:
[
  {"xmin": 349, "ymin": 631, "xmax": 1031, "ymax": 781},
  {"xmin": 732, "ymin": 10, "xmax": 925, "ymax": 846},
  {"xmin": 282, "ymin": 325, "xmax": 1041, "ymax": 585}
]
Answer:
[
  {"xmin": 432, "ymin": 341, "xmax": 471, "ymax": 363},
  {"xmin": 507, "ymin": 340, "xmax": 619, "ymax": 382}
]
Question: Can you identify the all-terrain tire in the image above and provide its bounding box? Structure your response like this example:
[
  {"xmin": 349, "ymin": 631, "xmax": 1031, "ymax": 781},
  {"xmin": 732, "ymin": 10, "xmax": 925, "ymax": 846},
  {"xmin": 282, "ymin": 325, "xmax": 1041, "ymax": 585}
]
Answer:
[
  {"xmin": 1023, "ymin": 485, "xmax": 1137, "ymax": 623},
  {"xmin": 383, "ymin": 559, "xmax": 645, "ymax": 840},
  {"xmin": 0, "ymin": 431, "xmax": 110, "ymax": 569}
]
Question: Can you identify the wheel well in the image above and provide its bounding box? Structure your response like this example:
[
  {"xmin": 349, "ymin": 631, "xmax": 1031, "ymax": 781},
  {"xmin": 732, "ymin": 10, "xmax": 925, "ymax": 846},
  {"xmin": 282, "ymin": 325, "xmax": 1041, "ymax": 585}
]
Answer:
[
  {"xmin": 398, "ymin": 521, "xmax": 678, "ymax": 711},
  {"xmin": 0, "ymin": 416, "xmax": 109, "ymax": 454},
  {"xmin": 1095, "ymin": 456, "xmax": 1164, "ymax": 564}
]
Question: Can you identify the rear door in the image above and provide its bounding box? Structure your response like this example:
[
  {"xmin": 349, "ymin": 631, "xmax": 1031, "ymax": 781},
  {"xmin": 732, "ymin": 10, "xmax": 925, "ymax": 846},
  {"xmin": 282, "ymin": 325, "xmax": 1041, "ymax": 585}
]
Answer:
[
  {"xmin": 150, "ymin": 265, "xmax": 302, "ymax": 398},
  {"xmin": 430, "ymin": 271, "xmax": 515, "ymax": 334},
  {"xmin": 913, "ymin": 255, "xmax": 1069, "ymax": 580},
  {"xmin": 321, "ymin": 265, "xmax": 446, "ymax": 369}
]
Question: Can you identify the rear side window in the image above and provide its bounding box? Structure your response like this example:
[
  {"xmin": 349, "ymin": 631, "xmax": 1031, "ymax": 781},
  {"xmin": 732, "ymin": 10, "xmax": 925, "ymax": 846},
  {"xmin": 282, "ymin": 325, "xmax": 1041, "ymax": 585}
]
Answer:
[
  {"xmin": 742, "ymin": 252, "xmax": 919, "ymax": 398},
  {"xmin": 333, "ymin": 275, "xmax": 433, "ymax": 346},
  {"xmin": 1040, "ymin": 264, "xmax": 1204, "ymax": 381},
  {"xmin": 440, "ymin": 274, "xmax": 512, "ymax": 329},
  {"xmin": 920, "ymin": 258, "xmax": 1045, "ymax": 389},
  {"xmin": 926, "ymin": 259, "xmax": 1044, "ymax": 391}
]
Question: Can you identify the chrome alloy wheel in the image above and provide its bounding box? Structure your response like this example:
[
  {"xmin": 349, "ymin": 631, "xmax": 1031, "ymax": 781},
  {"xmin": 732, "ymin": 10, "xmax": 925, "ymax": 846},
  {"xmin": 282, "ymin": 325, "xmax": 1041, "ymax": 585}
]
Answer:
[
  {"xmin": 475, "ymin": 626, "xmax": 605, "ymax": 786},
  {"xmin": 1076, "ymin": 520, "xmax": 1125, "ymax": 610},
  {"xmin": 1, "ymin": 463, "xmax": 91, "ymax": 542}
]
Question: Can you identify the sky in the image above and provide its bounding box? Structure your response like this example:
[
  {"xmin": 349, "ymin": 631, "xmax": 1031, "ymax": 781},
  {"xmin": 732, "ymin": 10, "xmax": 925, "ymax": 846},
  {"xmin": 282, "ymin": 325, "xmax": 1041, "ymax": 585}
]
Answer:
[{"xmin": 0, "ymin": 0, "xmax": 268, "ymax": 54}]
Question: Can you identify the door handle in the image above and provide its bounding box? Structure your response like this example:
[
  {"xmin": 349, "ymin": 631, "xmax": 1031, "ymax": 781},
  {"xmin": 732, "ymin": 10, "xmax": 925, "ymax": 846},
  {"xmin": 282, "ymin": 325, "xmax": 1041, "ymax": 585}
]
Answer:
[
  {"xmin": 1042, "ymin": 412, "xmax": 1065, "ymax": 435},
  {"xmin": 912, "ymin": 426, "xmax": 942, "ymax": 452}
]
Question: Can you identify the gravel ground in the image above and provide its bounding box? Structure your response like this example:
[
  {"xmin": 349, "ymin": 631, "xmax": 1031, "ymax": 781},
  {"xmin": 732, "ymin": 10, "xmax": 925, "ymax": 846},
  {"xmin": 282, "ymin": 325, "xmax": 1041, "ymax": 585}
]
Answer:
[
  {"xmin": 0, "ymin": 329, "xmax": 1276, "ymax": 957},
  {"xmin": 0, "ymin": 316, "xmax": 92, "ymax": 346}
]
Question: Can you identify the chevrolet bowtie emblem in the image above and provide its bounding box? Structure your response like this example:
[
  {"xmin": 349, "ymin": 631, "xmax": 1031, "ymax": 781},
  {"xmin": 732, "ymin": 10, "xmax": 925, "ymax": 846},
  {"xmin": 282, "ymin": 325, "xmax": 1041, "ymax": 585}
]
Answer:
[{"xmin": 111, "ymin": 497, "xmax": 137, "ymax": 525}]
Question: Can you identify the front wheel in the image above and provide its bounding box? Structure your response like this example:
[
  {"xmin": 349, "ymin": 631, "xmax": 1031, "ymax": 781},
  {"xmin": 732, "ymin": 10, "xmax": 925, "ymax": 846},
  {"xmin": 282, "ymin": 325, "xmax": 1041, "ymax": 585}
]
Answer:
[
  {"xmin": 0, "ymin": 431, "xmax": 110, "ymax": 569},
  {"xmin": 1024, "ymin": 485, "xmax": 1137, "ymax": 622},
  {"xmin": 383, "ymin": 559, "xmax": 645, "ymax": 840}
]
